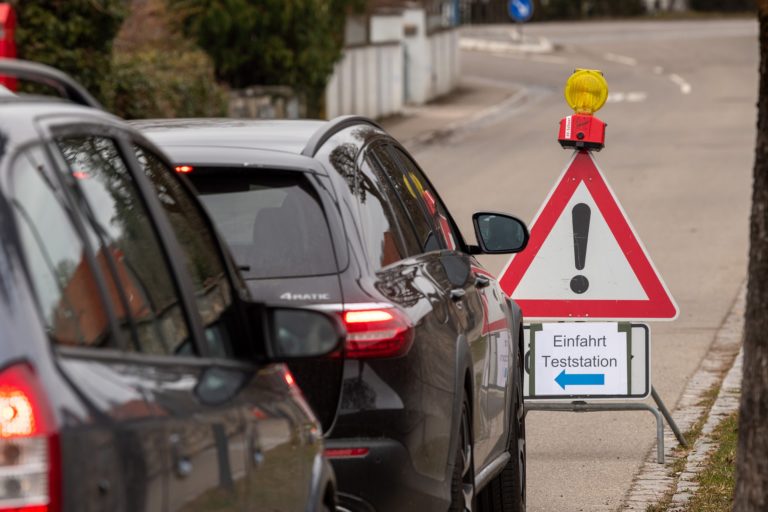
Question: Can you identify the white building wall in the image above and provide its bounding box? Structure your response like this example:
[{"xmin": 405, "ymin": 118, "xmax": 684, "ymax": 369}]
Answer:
[
  {"xmin": 324, "ymin": 42, "xmax": 404, "ymax": 120},
  {"xmin": 324, "ymin": 7, "xmax": 459, "ymax": 120},
  {"xmin": 370, "ymin": 14, "xmax": 403, "ymax": 43}
]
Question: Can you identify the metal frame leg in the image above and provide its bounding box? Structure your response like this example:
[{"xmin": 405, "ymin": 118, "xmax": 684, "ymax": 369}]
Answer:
[
  {"xmin": 525, "ymin": 401, "xmax": 667, "ymax": 463},
  {"xmin": 652, "ymin": 386, "xmax": 688, "ymax": 448}
]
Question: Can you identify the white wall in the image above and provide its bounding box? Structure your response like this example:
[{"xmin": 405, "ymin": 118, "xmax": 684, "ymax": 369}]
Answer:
[
  {"xmin": 370, "ymin": 14, "xmax": 402, "ymax": 43},
  {"xmin": 325, "ymin": 43, "xmax": 404, "ymax": 120},
  {"xmin": 428, "ymin": 29, "xmax": 459, "ymax": 99},
  {"xmin": 643, "ymin": 0, "xmax": 688, "ymax": 11},
  {"xmin": 324, "ymin": 8, "xmax": 459, "ymax": 120}
]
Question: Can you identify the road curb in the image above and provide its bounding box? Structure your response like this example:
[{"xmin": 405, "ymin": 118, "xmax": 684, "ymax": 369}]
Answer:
[
  {"xmin": 620, "ymin": 281, "xmax": 745, "ymax": 511},
  {"xmin": 459, "ymin": 36, "xmax": 554, "ymax": 55},
  {"xmin": 667, "ymin": 346, "xmax": 742, "ymax": 510}
]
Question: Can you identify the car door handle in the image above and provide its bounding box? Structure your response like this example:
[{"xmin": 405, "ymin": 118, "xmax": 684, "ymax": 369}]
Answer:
[
  {"xmin": 474, "ymin": 275, "xmax": 491, "ymax": 289},
  {"xmin": 450, "ymin": 288, "xmax": 466, "ymax": 301}
]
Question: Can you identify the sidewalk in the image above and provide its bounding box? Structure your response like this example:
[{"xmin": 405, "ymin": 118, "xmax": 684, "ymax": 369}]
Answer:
[{"xmin": 380, "ymin": 77, "xmax": 523, "ymax": 150}]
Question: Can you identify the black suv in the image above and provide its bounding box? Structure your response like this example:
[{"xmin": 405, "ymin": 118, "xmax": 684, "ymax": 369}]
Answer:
[
  {"xmin": 138, "ymin": 117, "xmax": 530, "ymax": 512},
  {"xmin": 0, "ymin": 60, "xmax": 343, "ymax": 512}
]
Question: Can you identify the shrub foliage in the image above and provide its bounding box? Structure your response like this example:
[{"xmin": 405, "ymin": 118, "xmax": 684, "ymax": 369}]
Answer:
[
  {"xmin": 12, "ymin": 0, "xmax": 126, "ymax": 103},
  {"xmin": 107, "ymin": 49, "xmax": 228, "ymax": 119},
  {"xmin": 170, "ymin": 0, "xmax": 363, "ymax": 116}
]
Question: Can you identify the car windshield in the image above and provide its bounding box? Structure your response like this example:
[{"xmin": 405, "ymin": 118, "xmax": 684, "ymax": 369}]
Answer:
[{"xmin": 188, "ymin": 170, "xmax": 338, "ymax": 279}]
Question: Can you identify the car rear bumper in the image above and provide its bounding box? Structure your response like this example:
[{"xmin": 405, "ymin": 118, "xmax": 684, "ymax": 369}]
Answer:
[{"xmin": 326, "ymin": 437, "xmax": 450, "ymax": 512}]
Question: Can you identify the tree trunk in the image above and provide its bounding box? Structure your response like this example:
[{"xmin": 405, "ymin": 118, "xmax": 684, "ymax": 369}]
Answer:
[{"xmin": 734, "ymin": 2, "xmax": 768, "ymax": 510}]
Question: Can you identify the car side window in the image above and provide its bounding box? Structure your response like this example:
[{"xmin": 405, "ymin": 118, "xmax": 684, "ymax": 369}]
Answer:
[
  {"xmin": 10, "ymin": 148, "xmax": 114, "ymax": 347},
  {"xmin": 133, "ymin": 145, "xmax": 236, "ymax": 359},
  {"xmin": 368, "ymin": 145, "xmax": 441, "ymax": 254},
  {"xmin": 353, "ymin": 154, "xmax": 412, "ymax": 268},
  {"xmin": 389, "ymin": 146, "xmax": 462, "ymax": 251},
  {"xmin": 55, "ymin": 135, "xmax": 192, "ymax": 355}
]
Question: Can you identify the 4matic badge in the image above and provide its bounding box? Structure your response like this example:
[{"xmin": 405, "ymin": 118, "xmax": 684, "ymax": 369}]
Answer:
[{"xmin": 279, "ymin": 292, "xmax": 330, "ymax": 301}]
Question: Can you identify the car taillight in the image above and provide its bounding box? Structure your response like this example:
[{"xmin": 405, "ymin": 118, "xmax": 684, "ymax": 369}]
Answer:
[
  {"xmin": 324, "ymin": 447, "xmax": 369, "ymax": 459},
  {"xmin": 0, "ymin": 364, "xmax": 59, "ymax": 512},
  {"xmin": 341, "ymin": 306, "xmax": 414, "ymax": 359}
]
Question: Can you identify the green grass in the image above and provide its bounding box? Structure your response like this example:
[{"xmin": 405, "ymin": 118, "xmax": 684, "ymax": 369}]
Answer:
[
  {"xmin": 645, "ymin": 409, "xmax": 739, "ymax": 512},
  {"xmin": 643, "ymin": 384, "xmax": 722, "ymax": 512},
  {"xmin": 684, "ymin": 412, "xmax": 739, "ymax": 512}
]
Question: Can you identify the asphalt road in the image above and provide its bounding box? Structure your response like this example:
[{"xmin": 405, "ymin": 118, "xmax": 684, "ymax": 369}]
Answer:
[{"xmin": 406, "ymin": 18, "xmax": 758, "ymax": 512}]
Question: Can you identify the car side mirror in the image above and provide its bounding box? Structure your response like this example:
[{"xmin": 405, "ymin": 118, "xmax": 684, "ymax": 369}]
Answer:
[
  {"xmin": 472, "ymin": 212, "xmax": 529, "ymax": 254},
  {"xmin": 265, "ymin": 307, "xmax": 345, "ymax": 359}
]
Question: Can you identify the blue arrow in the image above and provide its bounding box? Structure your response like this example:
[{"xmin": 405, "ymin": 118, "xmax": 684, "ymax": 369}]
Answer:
[
  {"xmin": 512, "ymin": 0, "xmax": 530, "ymax": 17},
  {"xmin": 555, "ymin": 370, "xmax": 605, "ymax": 390}
]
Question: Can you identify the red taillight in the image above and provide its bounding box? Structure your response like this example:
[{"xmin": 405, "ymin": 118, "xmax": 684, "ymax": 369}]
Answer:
[
  {"xmin": 175, "ymin": 165, "xmax": 194, "ymax": 174},
  {"xmin": 324, "ymin": 447, "xmax": 369, "ymax": 459},
  {"xmin": 0, "ymin": 364, "xmax": 59, "ymax": 512},
  {"xmin": 341, "ymin": 306, "xmax": 414, "ymax": 359}
]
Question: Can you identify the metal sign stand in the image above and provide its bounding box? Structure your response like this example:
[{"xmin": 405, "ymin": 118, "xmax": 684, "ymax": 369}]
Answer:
[{"xmin": 524, "ymin": 387, "xmax": 687, "ymax": 464}]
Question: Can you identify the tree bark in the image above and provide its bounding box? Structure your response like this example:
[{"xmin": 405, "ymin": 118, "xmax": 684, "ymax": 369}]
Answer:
[{"xmin": 734, "ymin": 2, "xmax": 768, "ymax": 511}]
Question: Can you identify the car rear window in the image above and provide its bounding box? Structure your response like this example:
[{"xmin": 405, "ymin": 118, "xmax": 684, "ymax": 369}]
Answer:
[{"xmin": 188, "ymin": 170, "xmax": 338, "ymax": 279}]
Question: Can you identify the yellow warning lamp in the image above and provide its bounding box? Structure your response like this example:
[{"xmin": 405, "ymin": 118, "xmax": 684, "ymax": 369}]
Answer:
[{"xmin": 558, "ymin": 69, "xmax": 608, "ymax": 151}]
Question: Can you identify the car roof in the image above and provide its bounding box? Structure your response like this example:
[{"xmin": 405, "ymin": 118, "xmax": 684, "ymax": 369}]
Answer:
[
  {"xmin": 0, "ymin": 100, "xmax": 122, "ymax": 150},
  {"xmin": 131, "ymin": 118, "xmax": 327, "ymax": 155}
]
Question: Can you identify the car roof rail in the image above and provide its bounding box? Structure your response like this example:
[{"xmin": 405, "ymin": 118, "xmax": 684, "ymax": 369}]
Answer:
[
  {"xmin": 301, "ymin": 115, "xmax": 383, "ymax": 157},
  {"xmin": 0, "ymin": 59, "xmax": 102, "ymax": 109}
]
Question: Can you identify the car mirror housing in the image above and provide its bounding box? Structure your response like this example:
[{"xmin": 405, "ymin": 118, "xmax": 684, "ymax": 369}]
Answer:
[
  {"xmin": 472, "ymin": 212, "xmax": 529, "ymax": 254},
  {"xmin": 247, "ymin": 305, "xmax": 345, "ymax": 361}
]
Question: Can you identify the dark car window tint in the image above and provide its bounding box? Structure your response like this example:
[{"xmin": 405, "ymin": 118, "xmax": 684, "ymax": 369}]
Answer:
[
  {"xmin": 390, "ymin": 147, "xmax": 462, "ymax": 251},
  {"xmin": 56, "ymin": 136, "xmax": 190, "ymax": 355},
  {"xmin": 357, "ymin": 157, "xmax": 414, "ymax": 267},
  {"xmin": 134, "ymin": 146, "xmax": 235, "ymax": 358},
  {"xmin": 11, "ymin": 151, "xmax": 113, "ymax": 347},
  {"xmin": 189, "ymin": 170, "xmax": 338, "ymax": 279},
  {"xmin": 368, "ymin": 146, "xmax": 440, "ymax": 254}
]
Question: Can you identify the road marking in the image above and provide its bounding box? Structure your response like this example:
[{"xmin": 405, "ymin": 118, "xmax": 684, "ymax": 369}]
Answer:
[
  {"xmin": 459, "ymin": 37, "xmax": 554, "ymax": 55},
  {"xmin": 607, "ymin": 91, "xmax": 647, "ymax": 103},
  {"xmin": 488, "ymin": 52, "xmax": 567, "ymax": 65},
  {"xmin": 669, "ymin": 73, "xmax": 692, "ymax": 94},
  {"xmin": 603, "ymin": 53, "xmax": 637, "ymax": 66}
]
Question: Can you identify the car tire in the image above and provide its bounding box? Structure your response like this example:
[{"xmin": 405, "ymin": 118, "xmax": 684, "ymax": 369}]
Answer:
[
  {"xmin": 478, "ymin": 344, "xmax": 526, "ymax": 512},
  {"xmin": 450, "ymin": 394, "xmax": 475, "ymax": 512}
]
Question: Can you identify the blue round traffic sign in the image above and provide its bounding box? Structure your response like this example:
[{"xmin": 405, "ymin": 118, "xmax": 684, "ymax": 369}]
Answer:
[{"xmin": 508, "ymin": 0, "xmax": 534, "ymax": 23}]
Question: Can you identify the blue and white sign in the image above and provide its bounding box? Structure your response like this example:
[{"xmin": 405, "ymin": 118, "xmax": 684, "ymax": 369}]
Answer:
[
  {"xmin": 523, "ymin": 323, "xmax": 651, "ymax": 400},
  {"xmin": 508, "ymin": 0, "xmax": 534, "ymax": 23}
]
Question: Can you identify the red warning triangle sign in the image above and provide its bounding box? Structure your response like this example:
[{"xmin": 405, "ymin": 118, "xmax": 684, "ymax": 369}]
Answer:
[{"xmin": 499, "ymin": 151, "xmax": 678, "ymax": 321}]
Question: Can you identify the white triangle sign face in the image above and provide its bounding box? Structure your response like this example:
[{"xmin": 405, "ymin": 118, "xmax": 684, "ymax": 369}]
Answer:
[{"xmin": 499, "ymin": 151, "xmax": 678, "ymax": 320}]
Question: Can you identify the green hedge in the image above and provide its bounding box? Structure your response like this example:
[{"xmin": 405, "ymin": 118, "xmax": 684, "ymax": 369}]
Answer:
[
  {"xmin": 108, "ymin": 49, "xmax": 227, "ymax": 119},
  {"xmin": 689, "ymin": 0, "xmax": 755, "ymax": 11},
  {"xmin": 536, "ymin": 0, "xmax": 646, "ymax": 20},
  {"xmin": 12, "ymin": 0, "xmax": 126, "ymax": 104},
  {"xmin": 170, "ymin": 0, "xmax": 363, "ymax": 117}
]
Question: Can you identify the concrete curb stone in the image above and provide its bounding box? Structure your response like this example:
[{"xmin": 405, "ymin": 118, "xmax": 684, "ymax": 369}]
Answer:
[
  {"xmin": 667, "ymin": 347, "xmax": 743, "ymax": 511},
  {"xmin": 620, "ymin": 281, "xmax": 745, "ymax": 511}
]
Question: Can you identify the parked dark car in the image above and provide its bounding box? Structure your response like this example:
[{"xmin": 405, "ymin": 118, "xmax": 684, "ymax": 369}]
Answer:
[
  {"xmin": 0, "ymin": 60, "xmax": 342, "ymax": 512},
  {"xmin": 137, "ymin": 116, "xmax": 530, "ymax": 512}
]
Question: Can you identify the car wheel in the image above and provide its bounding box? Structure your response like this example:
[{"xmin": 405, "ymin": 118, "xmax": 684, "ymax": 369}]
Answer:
[
  {"xmin": 450, "ymin": 395, "xmax": 475, "ymax": 512},
  {"xmin": 478, "ymin": 345, "xmax": 526, "ymax": 512}
]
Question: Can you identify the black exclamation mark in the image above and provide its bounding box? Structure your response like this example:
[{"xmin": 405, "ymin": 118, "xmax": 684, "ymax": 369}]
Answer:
[{"xmin": 570, "ymin": 203, "xmax": 591, "ymax": 294}]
